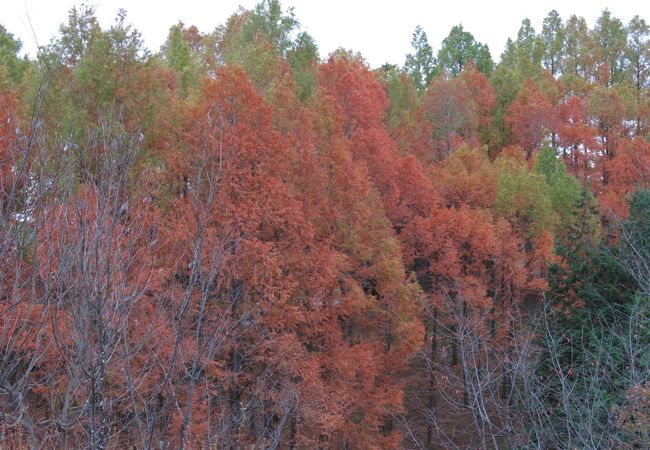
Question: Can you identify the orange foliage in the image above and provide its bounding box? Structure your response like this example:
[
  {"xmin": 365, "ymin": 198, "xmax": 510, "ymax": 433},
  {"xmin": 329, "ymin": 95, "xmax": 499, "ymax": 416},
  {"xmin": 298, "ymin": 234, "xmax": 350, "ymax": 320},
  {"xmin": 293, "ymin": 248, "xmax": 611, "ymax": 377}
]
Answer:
[
  {"xmin": 600, "ymin": 137, "xmax": 650, "ymax": 217},
  {"xmin": 506, "ymin": 79, "xmax": 558, "ymax": 160}
]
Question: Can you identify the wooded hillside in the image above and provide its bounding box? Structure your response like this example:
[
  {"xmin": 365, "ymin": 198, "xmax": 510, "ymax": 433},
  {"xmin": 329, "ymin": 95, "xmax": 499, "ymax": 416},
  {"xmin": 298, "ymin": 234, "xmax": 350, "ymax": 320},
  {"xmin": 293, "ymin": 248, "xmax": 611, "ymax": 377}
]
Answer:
[{"xmin": 0, "ymin": 2, "xmax": 648, "ymax": 448}]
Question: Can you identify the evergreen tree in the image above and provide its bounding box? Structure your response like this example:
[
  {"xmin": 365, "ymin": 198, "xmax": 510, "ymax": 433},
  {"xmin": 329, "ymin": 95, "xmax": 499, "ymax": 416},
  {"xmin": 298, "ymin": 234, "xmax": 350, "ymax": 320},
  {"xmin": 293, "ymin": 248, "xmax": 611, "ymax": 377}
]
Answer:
[
  {"xmin": 541, "ymin": 10, "xmax": 565, "ymax": 76},
  {"xmin": 437, "ymin": 25, "xmax": 493, "ymax": 77},
  {"xmin": 0, "ymin": 25, "xmax": 28, "ymax": 86},
  {"xmin": 541, "ymin": 190, "xmax": 649, "ymax": 448},
  {"xmin": 404, "ymin": 25, "xmax": 436, "ymax": 91}
]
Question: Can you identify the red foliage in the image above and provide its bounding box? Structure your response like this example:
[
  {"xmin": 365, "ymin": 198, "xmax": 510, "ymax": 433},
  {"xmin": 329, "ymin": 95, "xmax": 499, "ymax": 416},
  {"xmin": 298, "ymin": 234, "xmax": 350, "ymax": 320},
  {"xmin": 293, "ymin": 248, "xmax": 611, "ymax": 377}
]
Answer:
[
  {"xmin": 506, "ymin": 79, "xmax": 558, "ymax": 160},
  {"xmin": 416, "ymin": 78, "xmax": 479, "ymax": 159},
  {"xmin": 6, "ymin": 12, "xmax": 647, "ymax": 447},
  {"xmin": 600, "ymin": 138, "xmax": 650, "ymax": 217},
  {"xmin": 557, "ymin": 95, "xmax": 600, "ymax": 183},
  {"xmin": 458, "ymin": 61, "xmax": 496, "ymax": 132}
]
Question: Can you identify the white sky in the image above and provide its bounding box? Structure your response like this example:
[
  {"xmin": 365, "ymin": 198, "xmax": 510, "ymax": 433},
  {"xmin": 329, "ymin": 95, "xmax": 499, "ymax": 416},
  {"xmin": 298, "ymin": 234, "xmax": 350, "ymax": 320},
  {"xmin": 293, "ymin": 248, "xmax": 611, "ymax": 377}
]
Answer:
[{"xmin": 2, "ymin": 0, "xmax": 649, "ymax": 68}]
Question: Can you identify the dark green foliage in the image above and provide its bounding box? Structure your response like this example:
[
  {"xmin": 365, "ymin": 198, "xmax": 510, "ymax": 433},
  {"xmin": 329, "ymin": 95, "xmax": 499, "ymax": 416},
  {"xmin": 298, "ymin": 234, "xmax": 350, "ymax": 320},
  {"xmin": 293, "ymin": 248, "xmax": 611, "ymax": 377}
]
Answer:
[
  {"xmin": 541, "ymin": 10, "xmax": 565, "ymax": 76},
  {"xmin": 495, "ymin": 157, "xmax": 556, "ymax": 238},
  {"xmin": 404, "ymin": 26, "xmax": 437, "ymax": 91},
  {"xmin": 500, "ymin": 19, "xmax": 544, "ymax": 79},
  {"xmin": 286, "ymin": 31, "xmax": 318, "ymax": 100},
  {"xmin": 217, "ymin": 0, "xmax": 318, "ymax": 98},
  {"xmin": 437, "ymin": 25, "xmax": 493, "ymax": 77},
  {"xmin": 243, "ymin": 0, "xmax": 298, "ymax": 58},
  {"xmin": 592, "ymin": 9, "xmax": 628, "ymax": 86},
  {"xmin": 541, "ymin": 190, "xmax": 650, "ymax": 447},
  {"xmin": 533, "ymin": 145, "xmax": 582, "ymax": 224},
  {"xmin": 562, "ymin": 15, "xmax": 592, "ymax": 79},
  {"xmin": 163, "ymin": 24, "xmax": 194, "ymax": 97},
  {"xmin": 0, "ymin": 25, "xmax": 28, "ymax": 86},
  {"xmin": 376, "ymin": 64, "xmax": 419, "ymax": 136}
]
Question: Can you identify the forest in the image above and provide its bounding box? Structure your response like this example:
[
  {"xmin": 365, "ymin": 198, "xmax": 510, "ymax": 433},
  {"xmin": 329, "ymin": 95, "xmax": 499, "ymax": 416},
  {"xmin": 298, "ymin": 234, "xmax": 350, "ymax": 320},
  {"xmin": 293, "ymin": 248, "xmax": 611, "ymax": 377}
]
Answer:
[{"xmin": 0, "ymin": 1, "xmax": 649, "ymax": 448}]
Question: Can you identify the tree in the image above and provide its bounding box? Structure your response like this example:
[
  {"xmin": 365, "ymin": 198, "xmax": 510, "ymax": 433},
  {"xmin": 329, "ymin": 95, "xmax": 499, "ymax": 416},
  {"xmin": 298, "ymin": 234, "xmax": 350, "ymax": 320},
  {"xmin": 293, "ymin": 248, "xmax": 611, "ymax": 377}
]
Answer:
[
  {"xmin": 162, "ymin": 23, "xmax": 198, "ymax": 97},
  {"xmin": 56, "ymin": 5, "xmax": 101, "ymax": 66},
  {"xmin": 533, "ymin": 145, "xmax": 583, "ymax": 230},
  {"xmin": 0, "ymin": 86, "xmax": 47, "ymax": 449},
  {"xmin": 4, "ymin": 2, "xmax": 650, "ymax": 448},
  {"xmin": 556, "ymin": 95, "xmax": 599, "ymax": 183},
  {"xmin": 416, "ymin": 77, "xmax": 480, "ymax": 159},
  {"xmin": 585, "ymin": 85, "xmax": 627, "ymax": 186},
  {"xmin": 404, "ymin": 26, "xmax": 437, "ymax": 92},
  {"xmin": 0, "ymin": 25, "xmax": 28, "ymax": 86},
  {"xmin": 38, "ymin": 121, "xmax": 156, "ymax": 449},
  {"xmin": 286, "ymin": 31, "xmax": 319, "ymax": 100},
  {"xmin": 216, "ymin": 0, "xmax": 317, "ymax": 99},
  {"xmin": 458, "ymin": 61, "xmax": 496, "ymax": 146},
  {"xmin": 600, "ymin": 137, "xmax": 650, "ymax": 217},
  {"xmin": 562, "ymin": 15, "xmax": 593, "ymax": 80},
  {"xmin": 489, "ymin": 64, "xmax": 524, "ymax": 153},
  {"xmin": 541, "ymin": 10, "xmax": 565, "ymax": 77},
  {"xmin": 431, "ymin": 147, "xmax": 497, "ymax": 209},
  {"xmin": 437, "ymin": 25, "xmax": 493, "ymax": 77},
  {"xmin": 501, "ymin": 18, "xmax": 544, "ymax": 79},
  {"xmin": 625, "ymin": 16, "xmax": 650, "ymax": 135},
  {"xmin": 592, "ymin": 9, "xmax": 628, "ymax": 86},
  {"xmin": 540, "ymin": 190, "xmax": 649, "ymax": 449},
  {"xmin": 243, "ymin": 0, "xmax": 298, "ymax": 57},
  {"xmin": 376, "ymin": 64, "xmax": 420, "ymax": 151},
  {"xmin": 506, "ymin": 79, "xmax": 558, "ymax": 160},
  {"xmin": 494, "ymin": 155, "xmax": 556, "ymax": 239}
]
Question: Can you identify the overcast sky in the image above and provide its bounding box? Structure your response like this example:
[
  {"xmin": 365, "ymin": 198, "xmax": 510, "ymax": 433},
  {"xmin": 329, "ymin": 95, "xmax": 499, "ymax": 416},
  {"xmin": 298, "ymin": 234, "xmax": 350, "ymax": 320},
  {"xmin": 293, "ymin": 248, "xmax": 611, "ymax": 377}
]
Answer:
[{"xmin": 2, "ymin": 0, "xmax": 649, "ymax": 68}]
